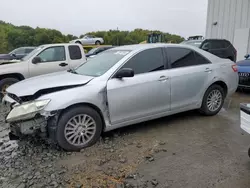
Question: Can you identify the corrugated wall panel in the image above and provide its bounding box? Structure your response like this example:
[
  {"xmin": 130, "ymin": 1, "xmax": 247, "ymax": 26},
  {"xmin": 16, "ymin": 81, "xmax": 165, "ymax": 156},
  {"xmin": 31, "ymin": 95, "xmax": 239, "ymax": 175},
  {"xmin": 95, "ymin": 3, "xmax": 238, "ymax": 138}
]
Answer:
[
  {"xmin": 222, "ymin": 0, "xmax": 231, "ymax": 40},
  {"xmin": 217, "ymin": 0, "xmax": 225, "ymax": 38},
  {"xmin": 241, "ymin": 0, "xmax": 249, "ymax": 28},
  {"xmin": 211, "ymin": 0, "xmax": 220, "ymax": 37},
  {"xmin": 235, "ymin": 0, "xmax": 243, "ymax": 29},
  {"xmin": 205, "ymin": 0, "xmax": 213, "ymax": 38},
  {"xmin": 248, "ymin": 0, "xmax": 250, "ymax": 28},
  {"xmin": 228, "ymin": 0, "xmax": 237, "ymax": 42}
]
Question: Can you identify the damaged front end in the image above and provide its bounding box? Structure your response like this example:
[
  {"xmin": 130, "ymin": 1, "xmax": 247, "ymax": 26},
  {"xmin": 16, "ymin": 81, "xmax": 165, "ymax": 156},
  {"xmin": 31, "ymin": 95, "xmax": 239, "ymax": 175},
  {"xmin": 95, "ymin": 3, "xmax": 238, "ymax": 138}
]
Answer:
[{"xmin": 3, "ymin": 94, "xmax": 56, "ymax": 140}]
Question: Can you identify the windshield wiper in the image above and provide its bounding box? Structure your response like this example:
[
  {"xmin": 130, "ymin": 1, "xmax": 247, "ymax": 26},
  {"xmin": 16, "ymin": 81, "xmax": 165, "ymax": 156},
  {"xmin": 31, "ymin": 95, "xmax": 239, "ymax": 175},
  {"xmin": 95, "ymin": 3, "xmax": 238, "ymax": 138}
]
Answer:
[{"xmin": 67, "ymin": 68, "xmax": 78, "ymax": 74}]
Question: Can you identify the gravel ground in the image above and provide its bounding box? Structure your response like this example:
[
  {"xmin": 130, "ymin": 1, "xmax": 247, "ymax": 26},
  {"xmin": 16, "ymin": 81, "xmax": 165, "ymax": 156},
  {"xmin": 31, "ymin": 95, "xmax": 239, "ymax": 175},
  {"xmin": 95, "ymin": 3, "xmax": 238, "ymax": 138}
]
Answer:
[{"xmin": 1, "ymin": 92, "xmax": 250, "ymax": 188}]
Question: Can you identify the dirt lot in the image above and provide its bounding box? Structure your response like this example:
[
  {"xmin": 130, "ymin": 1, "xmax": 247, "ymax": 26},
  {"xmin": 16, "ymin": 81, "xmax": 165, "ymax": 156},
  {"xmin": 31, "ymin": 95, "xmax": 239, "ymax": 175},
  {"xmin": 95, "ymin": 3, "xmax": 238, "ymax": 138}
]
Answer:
[{"xmin": 1, "ymin": 92, "xmax": 250, "ymax": 188}]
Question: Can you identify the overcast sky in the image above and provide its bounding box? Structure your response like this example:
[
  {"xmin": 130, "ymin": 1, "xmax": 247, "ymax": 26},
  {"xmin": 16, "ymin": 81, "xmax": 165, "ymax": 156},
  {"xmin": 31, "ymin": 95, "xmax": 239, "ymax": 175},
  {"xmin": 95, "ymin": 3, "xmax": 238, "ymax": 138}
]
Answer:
[{"xmin": 0, "ymin": 0, "xmax": 208, "ymax": 38}]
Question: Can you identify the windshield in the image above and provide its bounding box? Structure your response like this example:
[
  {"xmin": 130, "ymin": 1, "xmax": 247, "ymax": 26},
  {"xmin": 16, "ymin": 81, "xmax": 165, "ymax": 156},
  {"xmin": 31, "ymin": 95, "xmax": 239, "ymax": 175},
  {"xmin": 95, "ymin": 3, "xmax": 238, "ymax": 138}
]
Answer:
[
  {"xmin": 87, "ymin": 48, "xmax": 98, "ymax": 54},
  {"xmin": 75, "ymin": 50, "xmax": 131, "ymax": 77},
  {"xmin": 21, "ymin": 46, "xmax": 44, "ymax": 61}
]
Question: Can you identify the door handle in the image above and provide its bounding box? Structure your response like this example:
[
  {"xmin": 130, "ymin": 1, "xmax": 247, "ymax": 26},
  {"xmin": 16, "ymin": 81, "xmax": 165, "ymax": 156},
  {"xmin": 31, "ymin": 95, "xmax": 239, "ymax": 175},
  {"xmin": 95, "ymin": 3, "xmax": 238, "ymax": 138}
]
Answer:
[
  {"xmin": 204, "ymin": 68, "xmax": 212, "ymax": 73},
  {"xmin": 158, "ymin": 76, "xmax": 169, "ymax": 81},
  {"xmin": 59, "ymin": 62, "xmax": 68, "ymax": 67}
]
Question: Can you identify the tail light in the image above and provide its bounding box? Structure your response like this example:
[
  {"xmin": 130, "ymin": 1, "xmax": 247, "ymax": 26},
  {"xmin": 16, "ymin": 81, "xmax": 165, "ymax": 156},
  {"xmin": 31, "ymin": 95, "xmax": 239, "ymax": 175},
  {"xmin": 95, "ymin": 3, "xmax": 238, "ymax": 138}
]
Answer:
[{"xmin": 232, "ymin": 64, "xmax": 238, "ymax": 72}]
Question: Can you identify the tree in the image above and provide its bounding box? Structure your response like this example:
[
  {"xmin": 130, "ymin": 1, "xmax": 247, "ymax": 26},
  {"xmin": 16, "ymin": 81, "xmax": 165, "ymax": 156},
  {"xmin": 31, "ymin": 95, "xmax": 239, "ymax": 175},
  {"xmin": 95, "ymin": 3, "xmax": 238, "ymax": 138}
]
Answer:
[{"xmin": 0, "ymin": 20, "xmax": 185, "ymax": 53}]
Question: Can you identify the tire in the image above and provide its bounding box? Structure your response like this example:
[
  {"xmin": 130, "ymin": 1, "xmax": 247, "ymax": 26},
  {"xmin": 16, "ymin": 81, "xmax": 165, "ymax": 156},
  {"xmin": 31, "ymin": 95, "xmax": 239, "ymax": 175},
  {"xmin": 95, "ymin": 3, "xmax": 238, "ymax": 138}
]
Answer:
[
  {"xmin": 75, "ymin": 41, "xmax": 82, "ymax": 44},
  {"xmin": 199, "ymin": 84, "xmax": 225, "ymax": 116},
  {"xmin": 248, "ymin": 148, "xmax": 250, "ymax": 158},
  {"xmin": 95, "ymin": 40, "xmax": 101, "ymax": 45},
  {"xmin": 0, "ymin": 77, "xmax": 19, "ymax": 99},
  {"xmin": 56, "ymin": 106, "xmax": 103, "ymax": 151}
]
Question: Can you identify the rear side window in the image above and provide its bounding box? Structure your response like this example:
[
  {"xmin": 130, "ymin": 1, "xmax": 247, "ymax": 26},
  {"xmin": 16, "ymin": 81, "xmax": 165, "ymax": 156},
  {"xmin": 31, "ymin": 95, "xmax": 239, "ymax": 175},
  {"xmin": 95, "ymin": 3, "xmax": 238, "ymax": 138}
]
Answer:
[
  {"xmin": 210, "ymin": 41, "xmax": 225, "ymax": 49},
  {"xmin": 121, "ymin": 48, "xmax": 164, "ymax": 74},
  {"xmin": 201, "ymin": 40, "xmax": 226, "ymax": 49},
  {"xmin": 166, "ymin": 47, "xmax": 210, "ymax": 68},
  {"xmin": 68, "ymin": 45, "xmax": 82, "ymax": 60}
]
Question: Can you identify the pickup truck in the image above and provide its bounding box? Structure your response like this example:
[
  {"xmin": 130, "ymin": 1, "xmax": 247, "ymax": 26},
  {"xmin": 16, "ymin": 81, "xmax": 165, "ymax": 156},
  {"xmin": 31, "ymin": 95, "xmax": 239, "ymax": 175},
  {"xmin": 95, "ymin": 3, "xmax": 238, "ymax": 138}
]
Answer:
[{"xmin": 0, "ymin": 43, "xmax": 86, "ymax": 98}]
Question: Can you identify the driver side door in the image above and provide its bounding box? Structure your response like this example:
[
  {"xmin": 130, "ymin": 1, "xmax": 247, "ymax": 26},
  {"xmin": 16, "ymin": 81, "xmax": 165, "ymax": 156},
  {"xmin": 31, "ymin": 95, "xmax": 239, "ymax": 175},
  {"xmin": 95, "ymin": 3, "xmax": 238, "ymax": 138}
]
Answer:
[
  {"xmin": 107, "ymin": 47, "xmax": 171, "ymax": 125},
  {"xmin": 29, "ymin": 46, "xmax": 69, "ymax": 77}
]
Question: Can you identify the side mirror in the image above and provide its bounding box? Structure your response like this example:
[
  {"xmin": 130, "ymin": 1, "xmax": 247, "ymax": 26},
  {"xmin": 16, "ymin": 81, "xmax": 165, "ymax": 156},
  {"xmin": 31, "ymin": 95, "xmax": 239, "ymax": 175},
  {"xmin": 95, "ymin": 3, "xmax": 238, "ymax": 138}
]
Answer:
[
  {"xmin": 32, "ymin": 56, "xmax": 42, "ymax": 64},
  {"xmin": 11, "ymin": 53, "xmax": 16, "ymax": 57},
  {"xmin": 115, "ymin": 68, "xmax": 134, "ymax": 78},
  {"xmin": 244, "ymin": 54, "xmax": 250, "ymax": 59}
]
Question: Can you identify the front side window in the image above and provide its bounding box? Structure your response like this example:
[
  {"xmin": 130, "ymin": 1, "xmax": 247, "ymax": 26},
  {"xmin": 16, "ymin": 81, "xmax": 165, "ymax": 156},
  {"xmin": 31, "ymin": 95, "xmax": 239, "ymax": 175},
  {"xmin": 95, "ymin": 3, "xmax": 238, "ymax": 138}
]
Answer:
[
  {"xmin": 167, "ymin": 47, "xmax": 209, "ymax": 68},
  {"xmin": 37, "ymin": 46, "xmax": 65, "ymax": 62},
  {"xmin": 121, "ymin": 48, "xmax": 164, "ymax": 75},
  {"xmin": 75, "ymin": 50, "xmax": 130, "ymax": 77},
  {"xmin": 69, "ymin": 45, "xmax": 82, "ymax": 60}
]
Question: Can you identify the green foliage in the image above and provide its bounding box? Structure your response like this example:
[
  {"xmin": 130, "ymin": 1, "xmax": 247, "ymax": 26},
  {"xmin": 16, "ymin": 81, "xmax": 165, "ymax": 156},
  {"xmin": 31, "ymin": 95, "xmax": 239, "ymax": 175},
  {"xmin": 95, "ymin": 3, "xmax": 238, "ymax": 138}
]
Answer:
[{"xmin": 0, "ymin": 20, "xmax": 185, "ymax": 53}]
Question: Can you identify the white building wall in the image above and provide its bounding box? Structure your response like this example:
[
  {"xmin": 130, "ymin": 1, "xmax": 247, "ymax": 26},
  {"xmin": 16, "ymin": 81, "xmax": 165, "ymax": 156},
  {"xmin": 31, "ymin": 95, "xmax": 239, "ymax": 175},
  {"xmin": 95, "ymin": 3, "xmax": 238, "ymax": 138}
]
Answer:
[{"xmin": 206, "ymin": 0, "xmax": 250, "ymax": 60}]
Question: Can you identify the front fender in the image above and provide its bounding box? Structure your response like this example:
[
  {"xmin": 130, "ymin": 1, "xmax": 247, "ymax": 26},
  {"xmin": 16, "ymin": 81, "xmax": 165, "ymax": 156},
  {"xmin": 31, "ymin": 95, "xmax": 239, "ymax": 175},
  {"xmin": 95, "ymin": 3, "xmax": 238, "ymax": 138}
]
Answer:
[{"xmin": 38, "ymin": 83, "xmax": 111, "ymax": 126}]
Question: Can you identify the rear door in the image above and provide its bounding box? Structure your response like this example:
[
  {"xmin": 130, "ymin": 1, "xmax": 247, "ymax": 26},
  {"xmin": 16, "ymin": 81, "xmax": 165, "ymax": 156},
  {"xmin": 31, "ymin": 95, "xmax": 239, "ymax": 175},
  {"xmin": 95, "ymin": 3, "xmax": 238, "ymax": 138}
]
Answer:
[
  {"xmin": 107, "ymin": 47, "xmax": 171, "ymax": 124},
  {"xmin": 165, "ymin": 47, "xmax": 212, "ymax": 110},
  {"xmin": 29, "ymin": 46, "xmax": 69, "ymax": 77}
]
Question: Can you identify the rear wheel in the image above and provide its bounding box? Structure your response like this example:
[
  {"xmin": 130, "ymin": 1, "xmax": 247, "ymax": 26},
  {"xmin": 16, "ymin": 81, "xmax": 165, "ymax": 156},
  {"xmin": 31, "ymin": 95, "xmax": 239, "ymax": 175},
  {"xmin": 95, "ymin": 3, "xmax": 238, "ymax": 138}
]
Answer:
[
  {"xmin": 199, "ymin": 84, "xmax": 225, "ymax": 116},
  {"xmin": 95, "ymin": 40, "xmax": 101, "ymax": 45},
  {"xmin": 56, "ymin": 106, "xmax": 103, "ymax": 151},
  {"xmin": 0, "ymin": 77, "xmax": 19, "ymax": 99}
]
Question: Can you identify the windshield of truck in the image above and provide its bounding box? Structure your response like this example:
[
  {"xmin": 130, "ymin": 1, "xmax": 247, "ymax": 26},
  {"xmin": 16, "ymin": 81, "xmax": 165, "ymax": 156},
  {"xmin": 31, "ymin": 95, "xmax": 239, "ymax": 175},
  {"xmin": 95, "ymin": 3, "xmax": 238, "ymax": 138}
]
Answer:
[
  {"xmin": 75, "ymin": 50, "xmax": 131, "ymax": 77},
  {"xmin": 21, "ymin": 46, "xmax": 44, "ymax": 61}
]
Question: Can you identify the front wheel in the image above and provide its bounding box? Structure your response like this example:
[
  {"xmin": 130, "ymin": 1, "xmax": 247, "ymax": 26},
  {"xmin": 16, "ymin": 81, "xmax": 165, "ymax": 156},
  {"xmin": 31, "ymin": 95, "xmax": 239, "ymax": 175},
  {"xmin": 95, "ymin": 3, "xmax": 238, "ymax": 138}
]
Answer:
[
  {"xmin": 56, "ymin": 106, "xmax": 103, "ymax": 151},
  {"xmin": 199, "ymin": 85, "xmax": 225, "ymax": 116},
  {"xmin": 0, "ymin": 77, "xmax": 19, "ymax": 100}
]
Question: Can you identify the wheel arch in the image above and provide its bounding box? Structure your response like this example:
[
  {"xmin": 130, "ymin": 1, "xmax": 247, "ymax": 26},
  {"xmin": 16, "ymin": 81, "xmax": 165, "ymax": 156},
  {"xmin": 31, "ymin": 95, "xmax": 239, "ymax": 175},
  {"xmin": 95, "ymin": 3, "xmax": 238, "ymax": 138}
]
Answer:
[
  {"xmin": 209, "ymin": 80, "xmax": 228, "ymax": 97},
  {"xmin": 57, "ymin": 102, "xmax": 106, "ymax": 131},
  {"xmin": 0, "ymin": 73, "xmax": 25, "ymax": 81}
]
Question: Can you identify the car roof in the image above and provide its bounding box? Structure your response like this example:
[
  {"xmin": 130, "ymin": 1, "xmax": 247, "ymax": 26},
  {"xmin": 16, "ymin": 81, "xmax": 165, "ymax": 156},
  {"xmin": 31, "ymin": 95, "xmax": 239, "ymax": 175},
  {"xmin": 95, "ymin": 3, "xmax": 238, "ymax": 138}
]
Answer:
[
  {"xmin": 110, "ymin": 43, "xmax": 222, "ymax": 63},
  {"xmin": 40, "ymin": 43, "xmax": 80, "ymax": 47},
  {"xmin": 110, "ymin": 43, "xmax": 201, "ymax": 51}
]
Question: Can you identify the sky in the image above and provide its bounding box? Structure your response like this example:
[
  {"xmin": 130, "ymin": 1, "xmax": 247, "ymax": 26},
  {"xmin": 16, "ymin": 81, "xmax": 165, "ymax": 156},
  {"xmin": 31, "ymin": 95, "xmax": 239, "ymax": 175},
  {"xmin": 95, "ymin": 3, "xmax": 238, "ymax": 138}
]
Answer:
[{"xmin": 0, "ymin": 0, "xmax": 208, "ymax": 38}]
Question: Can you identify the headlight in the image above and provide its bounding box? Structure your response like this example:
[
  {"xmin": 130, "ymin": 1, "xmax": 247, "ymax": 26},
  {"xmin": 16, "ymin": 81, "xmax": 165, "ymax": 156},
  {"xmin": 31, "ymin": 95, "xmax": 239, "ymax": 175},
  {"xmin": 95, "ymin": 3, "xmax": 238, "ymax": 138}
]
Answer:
[{"xmin": 6, "ymin": 99, "xmax": 50, "ymax": 122}]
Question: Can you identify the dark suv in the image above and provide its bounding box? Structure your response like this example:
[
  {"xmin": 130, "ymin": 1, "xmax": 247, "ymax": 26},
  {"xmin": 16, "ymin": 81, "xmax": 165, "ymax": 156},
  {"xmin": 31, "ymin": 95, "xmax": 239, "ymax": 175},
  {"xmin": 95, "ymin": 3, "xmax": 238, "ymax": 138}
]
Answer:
[{"xmin": 200, "ymin": 39, "xmax": 237, "ymax": 62}]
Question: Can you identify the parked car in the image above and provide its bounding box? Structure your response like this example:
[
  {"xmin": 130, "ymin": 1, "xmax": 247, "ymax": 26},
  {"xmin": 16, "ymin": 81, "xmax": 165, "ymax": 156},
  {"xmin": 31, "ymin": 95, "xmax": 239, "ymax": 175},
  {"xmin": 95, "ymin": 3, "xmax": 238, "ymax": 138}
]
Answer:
[
  {"xmin": 0, "ymin": 47, "xmax": 36, "ymax": 61},
  {"xmin": 86, "ymin": 46, "xmax": 114, "ymax": 58},
  {"xmin": 70, "ymin": 35, "xmax": 104, "ymax": 45},
  {"xmin": 181, "ymin": 39, "xmax": 237, "ymax": 62},
  {"xmin": 3, "ymin": 44, "xmax": 238, "ymax": 151},
  {"xmin": 236, "ymin": 54, "xmax": 250, "ymax": 89},
  {"xmin": 0, "ymin": 43, "xmax": 86, "ymax": 98}
]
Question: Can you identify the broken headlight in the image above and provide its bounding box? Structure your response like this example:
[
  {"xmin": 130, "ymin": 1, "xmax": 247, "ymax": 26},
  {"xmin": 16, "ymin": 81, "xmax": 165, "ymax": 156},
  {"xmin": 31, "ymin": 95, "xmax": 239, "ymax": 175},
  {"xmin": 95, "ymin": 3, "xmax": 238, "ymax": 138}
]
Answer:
[{"xmin": 6, "ymin": 99, "xmax": 50, "ymax": 122}]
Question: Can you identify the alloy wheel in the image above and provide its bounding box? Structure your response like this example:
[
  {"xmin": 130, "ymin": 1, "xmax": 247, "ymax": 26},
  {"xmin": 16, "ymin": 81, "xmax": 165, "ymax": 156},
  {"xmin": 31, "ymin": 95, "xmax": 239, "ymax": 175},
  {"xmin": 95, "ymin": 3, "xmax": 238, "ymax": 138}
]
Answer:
[
  {"xmin": 64, "ymin": 114, "xmax": 96, "ymax": 146},
  {"xmin": 206, "ymin": 89, "xmax": 222, "ymax": 112}
]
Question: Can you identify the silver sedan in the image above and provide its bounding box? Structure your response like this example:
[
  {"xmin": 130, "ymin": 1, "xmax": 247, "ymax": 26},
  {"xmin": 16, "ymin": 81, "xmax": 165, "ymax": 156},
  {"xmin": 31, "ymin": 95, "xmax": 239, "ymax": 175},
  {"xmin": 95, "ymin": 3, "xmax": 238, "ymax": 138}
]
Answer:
[{"xmin": 4, "ymin": 44, "xmax": 238, "ymax": 151}]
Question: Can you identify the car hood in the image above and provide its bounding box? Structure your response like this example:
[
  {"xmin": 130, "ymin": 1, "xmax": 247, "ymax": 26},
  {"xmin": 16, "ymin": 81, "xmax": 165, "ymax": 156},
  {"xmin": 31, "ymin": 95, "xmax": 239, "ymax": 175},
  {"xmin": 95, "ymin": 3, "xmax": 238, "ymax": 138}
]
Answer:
[{"xmin": 7, "ymin": 71, "xmax": 94, "ymax": 97}]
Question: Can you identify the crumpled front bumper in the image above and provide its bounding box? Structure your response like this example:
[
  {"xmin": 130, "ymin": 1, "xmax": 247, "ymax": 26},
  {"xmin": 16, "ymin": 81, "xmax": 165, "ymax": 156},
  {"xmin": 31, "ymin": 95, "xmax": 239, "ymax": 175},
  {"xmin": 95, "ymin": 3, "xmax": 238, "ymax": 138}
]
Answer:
[{"xmin": 2, "ymin": 94, "xmax": 51, "ymax": 138}]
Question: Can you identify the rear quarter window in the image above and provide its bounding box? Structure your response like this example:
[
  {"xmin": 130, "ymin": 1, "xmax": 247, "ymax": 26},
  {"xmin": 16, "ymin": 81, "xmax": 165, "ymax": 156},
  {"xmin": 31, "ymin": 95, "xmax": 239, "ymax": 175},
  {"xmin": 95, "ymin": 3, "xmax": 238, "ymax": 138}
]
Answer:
[{"xmin": 68, "ymin": 45, "xmax": 82, "ymax": 60}]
